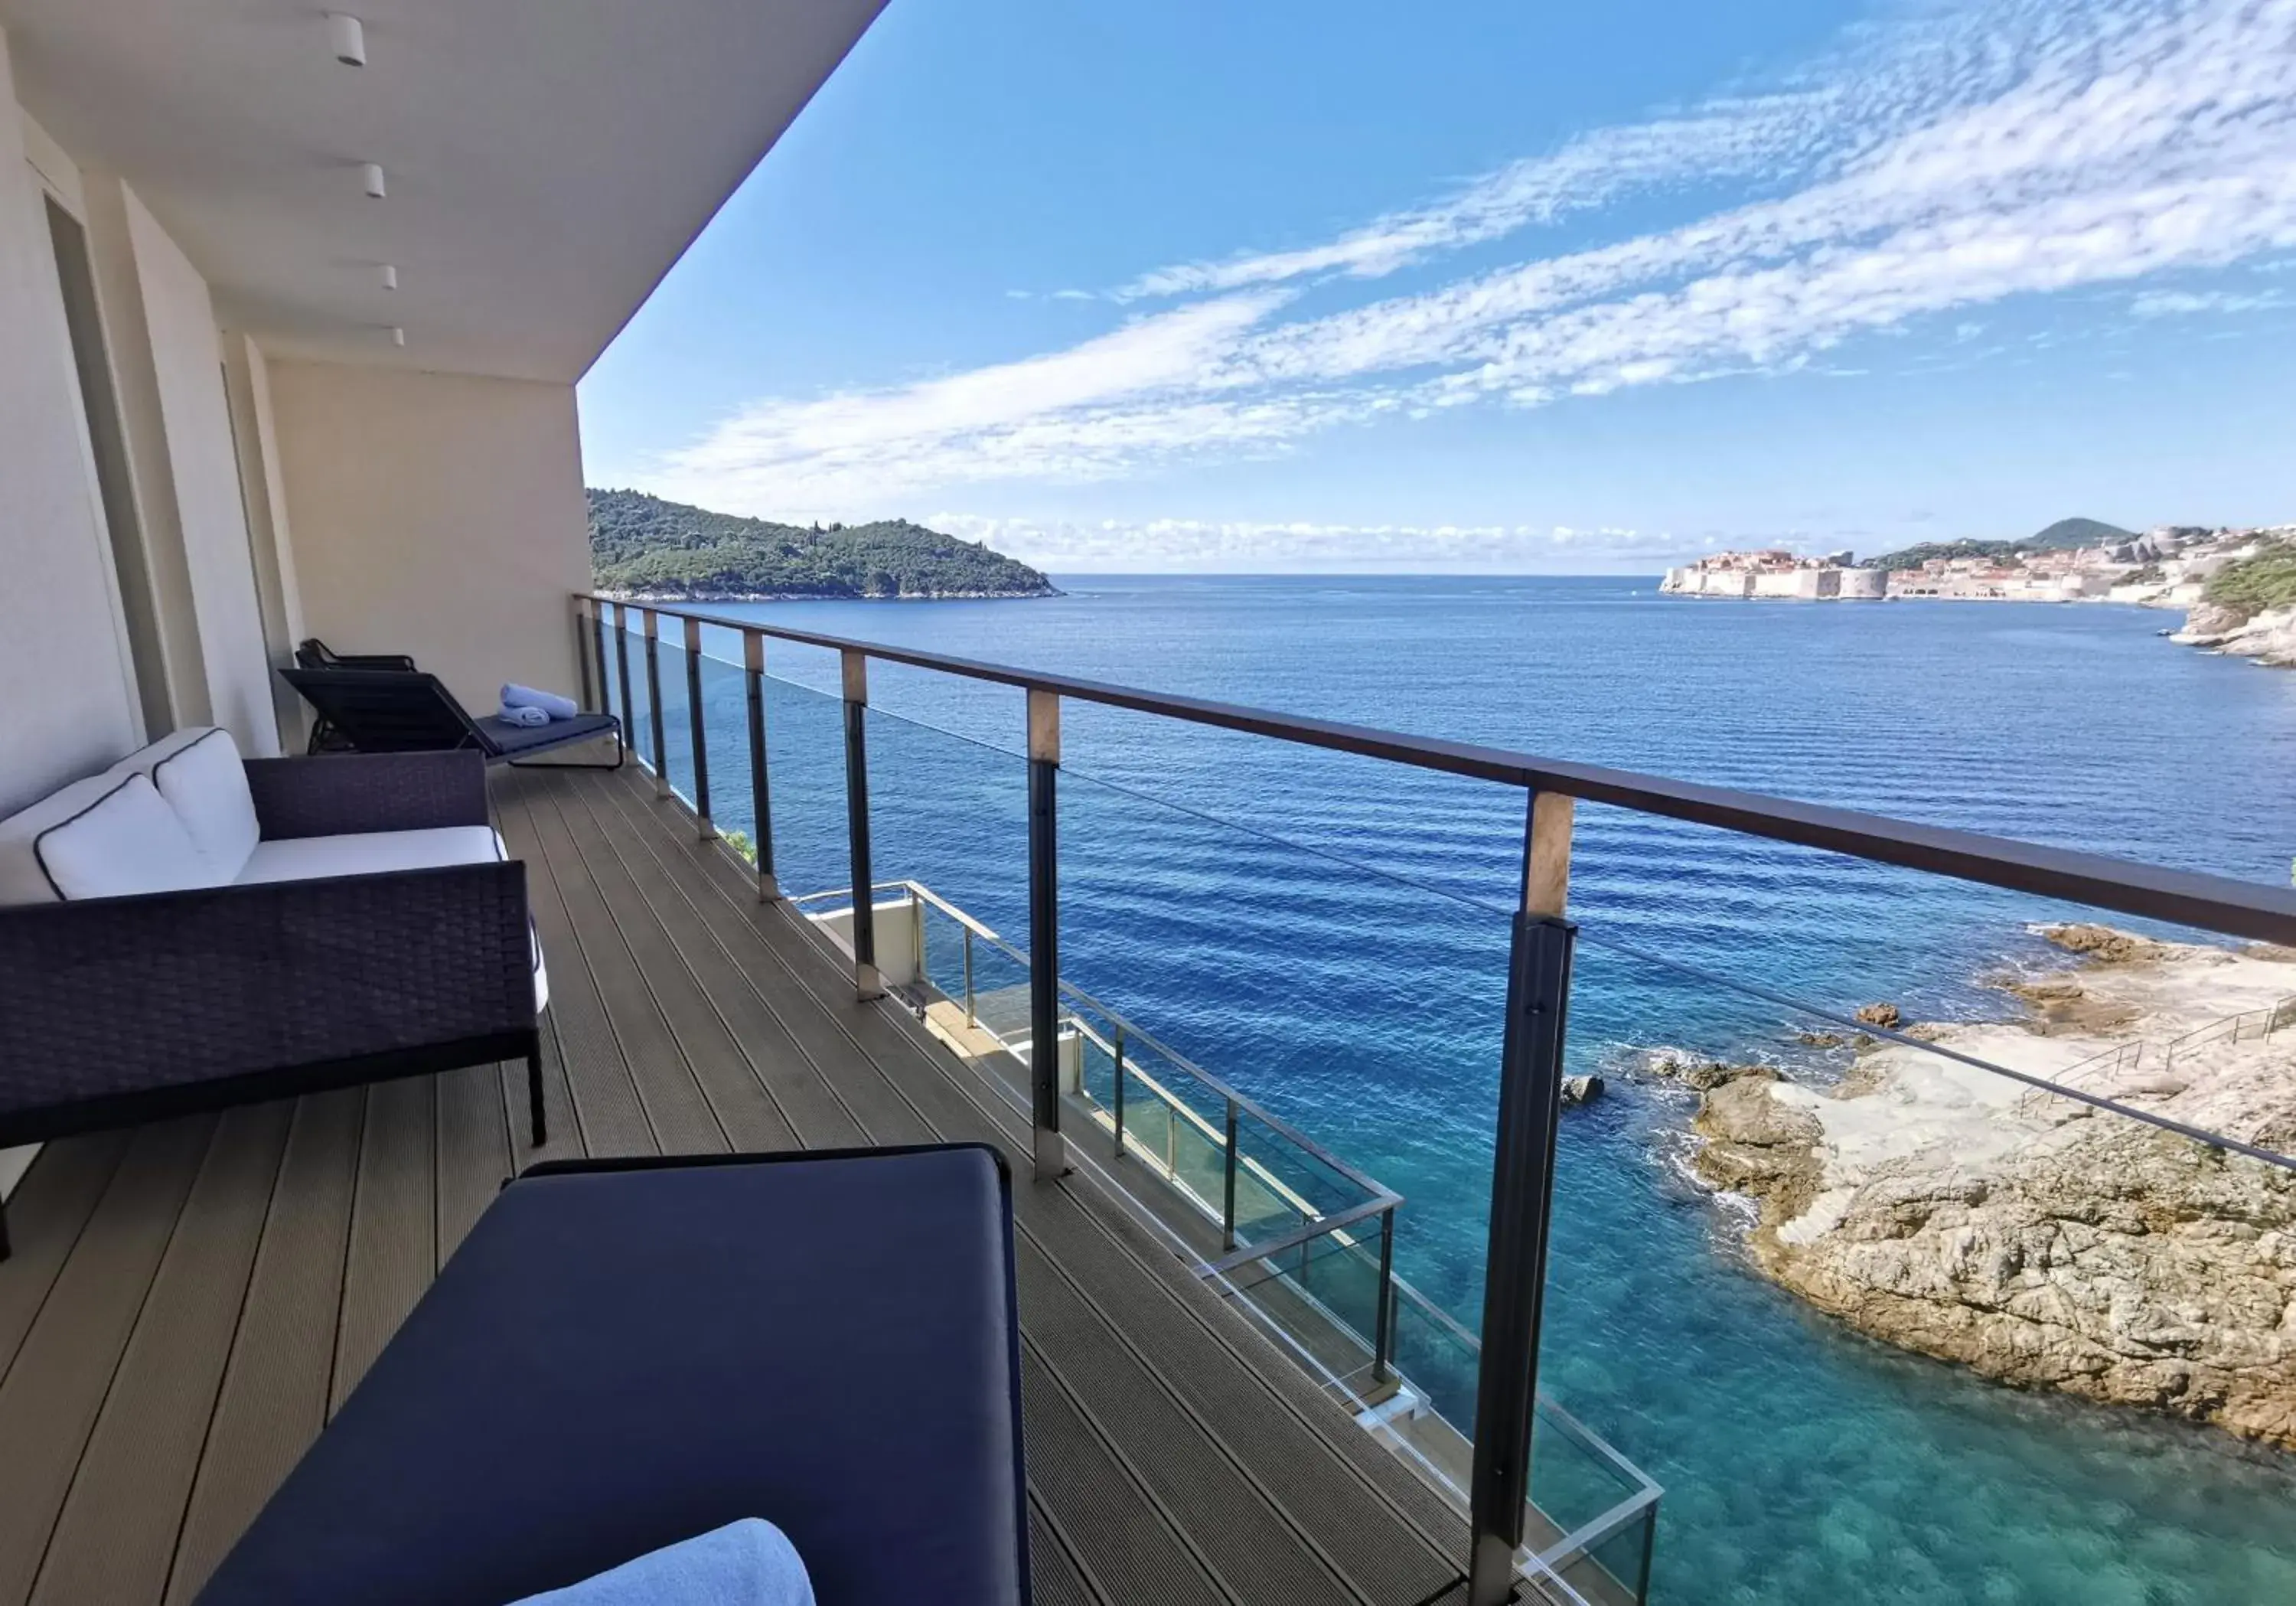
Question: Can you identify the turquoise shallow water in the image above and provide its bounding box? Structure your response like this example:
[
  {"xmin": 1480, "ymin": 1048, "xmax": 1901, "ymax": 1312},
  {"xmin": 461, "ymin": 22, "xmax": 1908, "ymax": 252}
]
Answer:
[{"xmin": 619, "ymin": 575, "xmax": 2296, "ymax": 1604}]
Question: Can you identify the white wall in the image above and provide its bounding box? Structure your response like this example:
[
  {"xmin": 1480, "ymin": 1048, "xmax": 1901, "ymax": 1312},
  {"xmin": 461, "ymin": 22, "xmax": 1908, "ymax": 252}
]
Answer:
[
  {"xmin": 267, "ymin": 361, "xmax": 592, "ymax": 712},
  {"xmin": 223, "ymin": 332, "xmax": 308, "ymax": 745},
  {"xmin": 0, "ymin": 28, "xmax": 143, "ymax": 814},
  {"xmin": 123, "ymin": 188, "xmax": 278, "ymax": 755},
  {"xmin": 79, "ymin": 169, "xmax": 211, "ymax": 732}
]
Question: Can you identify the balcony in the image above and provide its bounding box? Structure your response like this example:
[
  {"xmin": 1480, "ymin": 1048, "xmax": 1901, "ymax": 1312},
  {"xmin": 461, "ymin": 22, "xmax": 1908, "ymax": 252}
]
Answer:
[
  {"xmin": 5, "ymin": 588, "xmax": 2294, "ymax": 1606},
  {"xmin": 0, "ymin": 754, "xmax": 1499, "ymax": 1606}
]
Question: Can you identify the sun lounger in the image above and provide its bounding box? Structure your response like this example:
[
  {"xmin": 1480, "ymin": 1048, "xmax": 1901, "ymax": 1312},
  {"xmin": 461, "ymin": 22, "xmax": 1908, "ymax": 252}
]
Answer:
[
  {"xmin": 294, "ymin": 638, "xmax": 421, "ymax": 751},
  {"xmin": 281, "ymin": 666, "xmax": 623, "ymax": 767}
]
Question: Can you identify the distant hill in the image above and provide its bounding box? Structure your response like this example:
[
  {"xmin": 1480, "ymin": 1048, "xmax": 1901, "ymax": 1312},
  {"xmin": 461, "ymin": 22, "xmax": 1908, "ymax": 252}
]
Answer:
[
  {"xmin": 588, "ymin": 489, "xmax": 1056, "ymax": 600},
  {"xmin": 2028, "ymin": 517, "xmax": 2134, "ymax": 547},
  {"xmin": 1870, "ymin": 517, "xmax": 2135, "ymax": 573}
]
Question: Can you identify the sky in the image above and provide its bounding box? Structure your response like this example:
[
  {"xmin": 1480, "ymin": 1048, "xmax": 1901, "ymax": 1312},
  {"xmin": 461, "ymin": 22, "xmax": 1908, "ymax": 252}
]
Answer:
[{"xmin": 576, "ymin": 0, "xmax": 2296, "ymax": 573}]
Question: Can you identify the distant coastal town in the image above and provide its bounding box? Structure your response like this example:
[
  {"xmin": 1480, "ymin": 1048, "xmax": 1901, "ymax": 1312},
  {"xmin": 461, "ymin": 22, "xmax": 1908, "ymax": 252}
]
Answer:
[
  {"xmin": 1662, "ymin": 518, "xmax": 2296, "ymax": 668},
  {"xmin": 1662, "ymin": 520, "xmax": 2286, "ymax": 606}
]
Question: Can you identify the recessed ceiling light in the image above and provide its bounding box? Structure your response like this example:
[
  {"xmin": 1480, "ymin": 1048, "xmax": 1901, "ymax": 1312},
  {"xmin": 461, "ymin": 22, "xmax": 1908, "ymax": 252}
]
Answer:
[
  {"xmin": 328, "ymin": 14, "xmax": 367, "ymax": 67},
  {"xmin": 361, "ymin": 162, "xmax": 386, "ymax": 200}
]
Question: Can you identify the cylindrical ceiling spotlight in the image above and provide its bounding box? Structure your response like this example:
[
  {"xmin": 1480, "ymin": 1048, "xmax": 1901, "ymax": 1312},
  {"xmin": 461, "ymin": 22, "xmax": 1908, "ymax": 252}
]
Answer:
[
  {"xmin": 390, "ymin": 326, "xmax": 406, "ymax": 348},
  {"xmin": 328, "ymin": 14, "xmax": 367, "ymax": 67},
  {"xmin": 380, "ymin": 263, "xmax": 399, "ymax": 291},
  {"xmin": 361, "ymin": 162, "xmax": 386, "ymax": 200}
]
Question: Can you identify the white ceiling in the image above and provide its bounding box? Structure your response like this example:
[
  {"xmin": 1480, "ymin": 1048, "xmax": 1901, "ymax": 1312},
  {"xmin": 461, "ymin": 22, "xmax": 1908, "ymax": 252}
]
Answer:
[{"xmin": 2, "ymin": 0, "xmax": 886, "ymax": 382}]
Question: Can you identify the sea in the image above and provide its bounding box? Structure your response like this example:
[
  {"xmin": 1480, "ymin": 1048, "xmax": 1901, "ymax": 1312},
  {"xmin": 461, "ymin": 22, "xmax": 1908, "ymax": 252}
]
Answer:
[{"xmin": 624, "ymin": 574, "xmax": 2296, "ymax": 1605}]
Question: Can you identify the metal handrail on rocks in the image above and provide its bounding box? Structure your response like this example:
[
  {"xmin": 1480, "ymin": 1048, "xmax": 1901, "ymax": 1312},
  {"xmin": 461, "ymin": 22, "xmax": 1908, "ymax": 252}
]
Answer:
[{"xmin": 2163, "ymin": 993, "xmax": 2296, "ymax": 1072}]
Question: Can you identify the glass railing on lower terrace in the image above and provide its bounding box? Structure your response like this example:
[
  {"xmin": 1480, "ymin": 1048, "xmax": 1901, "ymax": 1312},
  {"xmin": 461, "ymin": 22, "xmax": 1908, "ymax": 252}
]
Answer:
[{"xmin": 788, "ymin": 876, "xmax": 1662, "ymax": 1606}]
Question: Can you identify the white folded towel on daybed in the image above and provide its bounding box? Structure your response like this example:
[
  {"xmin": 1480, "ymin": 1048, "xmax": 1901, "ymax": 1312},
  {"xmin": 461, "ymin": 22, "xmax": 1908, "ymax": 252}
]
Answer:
[{"xmin": 501, "ymin": 683, "xmax": 579, "ymax": 721}]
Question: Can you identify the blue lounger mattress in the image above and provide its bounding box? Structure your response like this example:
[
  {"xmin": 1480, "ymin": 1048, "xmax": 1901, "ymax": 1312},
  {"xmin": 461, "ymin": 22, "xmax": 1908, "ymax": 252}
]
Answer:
[{"xmin": 196, "ymin": 1144, "xmax": 1029, "ymax": 1606}]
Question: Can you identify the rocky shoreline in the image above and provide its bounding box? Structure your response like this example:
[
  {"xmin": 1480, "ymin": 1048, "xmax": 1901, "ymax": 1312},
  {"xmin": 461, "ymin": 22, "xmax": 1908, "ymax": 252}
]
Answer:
[
  {"xmin": 2175, "ymin": 601, "xmax": 2296, "ymax": 670},
  {"xmin": 1658, "ymin": 927, "xmax": 2296, "ymax": 1449}
]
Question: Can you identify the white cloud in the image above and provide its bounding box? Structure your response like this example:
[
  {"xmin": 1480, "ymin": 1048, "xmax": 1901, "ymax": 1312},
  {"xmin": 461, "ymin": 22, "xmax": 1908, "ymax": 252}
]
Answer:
[
  {"xmin": 2130, "ymin": 286, "xmax": 2290, "ymax": 314},
  {"xmin": 655, "ymin": 0, "xmax": 2296, "ymax": 527},
  {"xmin": 928, "ymin": 514, "xmax": 1699, "ymax": 570},
  {"xmin": 1114, "ymin": 95, "xmax": 1846, "ymax": 300}
]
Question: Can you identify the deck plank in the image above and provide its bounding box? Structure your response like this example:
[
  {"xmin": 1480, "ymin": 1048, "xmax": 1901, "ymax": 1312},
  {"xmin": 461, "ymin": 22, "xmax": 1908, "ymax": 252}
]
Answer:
[
  {"xmin": 1013, "ymin": 1232, "xmax": 1368, "ymax": 1605},
  {"xmin": 551, "ymin": 782, "xmax": 801, "ymax": 1154},
  {"xmin": 330, "ymin": 1077, "xmax": 434, "ymax": 1415},
  {"xmin": 572, "ymin": 779, "xmax": 872, "ymax": 1148},
  {"xmin": 1029, "ymin": 1497, "xmax": 1107, "ymax": 1606},
  {"xmin": 165, "ymin": 1090, "xmax": 364, "ymax": 1606},
  {"xmin": 522, "ymin": 784, "xmax": 726, "ymax": 1156},
  {"xmin": 437, "ymin": 1062, "xmax": 512, "ymax": 1266},
  {"xmin": 30, "ymin": 1105, "xmax": 291, "ymax": 1606},
  {"xmin": 0, "ymin": 1134, "xmax": 129, "ymax": 1386},
  {"xmin": 589, "ymin": 776, "xmax": 947, "ymax": 1148},
  {"xmin": 0, "ymin": 1116, "xmax": 216, "ymax": 1606},
  {"xmin": 1020, "ymin": 1342, "xmax": 1234, "ymax": 1606},
  {"xmin": 494, "ymin": 780, "xmax": 655, "ymax": 1157},
  {"xmin": 502, "ymin": 1015, "xmax": 582, "ymax": 1176}
]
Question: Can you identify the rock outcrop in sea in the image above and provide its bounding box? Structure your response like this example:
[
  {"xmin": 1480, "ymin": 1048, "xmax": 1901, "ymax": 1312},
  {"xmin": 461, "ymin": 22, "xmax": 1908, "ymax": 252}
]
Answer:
[
  {"xmin": 2177, "ymin": 602, "xmax": 2296, "ymax": 669},
  {"xmin": 1669, "ymin": 929, "xmax": 2296, "ymax": 1448}
]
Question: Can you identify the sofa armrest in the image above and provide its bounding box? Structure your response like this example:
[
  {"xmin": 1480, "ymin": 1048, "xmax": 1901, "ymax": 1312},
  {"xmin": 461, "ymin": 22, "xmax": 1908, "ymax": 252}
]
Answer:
[
  {"xmin": 0, "ymin": 861, "xmax": 533, "ymax": 1141},
  {"xmin": 245, "ymin": 749, "xmax": 490, "ymax": 840}
]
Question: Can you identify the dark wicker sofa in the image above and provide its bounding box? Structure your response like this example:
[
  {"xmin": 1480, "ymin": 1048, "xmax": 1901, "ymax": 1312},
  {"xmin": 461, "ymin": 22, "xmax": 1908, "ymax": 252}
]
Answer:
[{"xmin": 0, "ymin": 746, "xmax": 545, "ymax": 1258}]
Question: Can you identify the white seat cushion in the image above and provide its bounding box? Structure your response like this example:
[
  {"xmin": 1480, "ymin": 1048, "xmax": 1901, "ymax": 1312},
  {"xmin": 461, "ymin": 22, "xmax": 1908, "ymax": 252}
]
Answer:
[
  {"xmin": 0, "ymin": 772, "xmax": 129, "ymax": 906},
  {"xmin": 236, "ymin": 826, "xmax": 547, "ymax": 1010},
  {"xmin": 0, "ymin": 728, "xmax": 256, "ymax": 906},
  {"xmin": 34, "ymin": 773, "xmax": 223, "ymax": 901},
  {"xmin": 234, "ymin": 824, "xmax": 507, "ymax": 884},
  {"xmin": 134, "ymin": 727, "xmax": 259, "ymax": 881}
]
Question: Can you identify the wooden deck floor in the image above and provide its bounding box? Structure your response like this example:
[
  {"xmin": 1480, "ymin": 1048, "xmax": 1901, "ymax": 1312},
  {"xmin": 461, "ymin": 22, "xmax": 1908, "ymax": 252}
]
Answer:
[{"xmin": 0, "ymin": 761, "xmax": 1469, "ymax": 1606}]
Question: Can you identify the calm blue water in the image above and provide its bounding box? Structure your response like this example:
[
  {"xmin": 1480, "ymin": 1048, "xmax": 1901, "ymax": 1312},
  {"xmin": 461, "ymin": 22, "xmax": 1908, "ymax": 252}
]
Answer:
[{"xmin": 621, "ymin": 576, "xmax": 2296, "ymax": 1604}]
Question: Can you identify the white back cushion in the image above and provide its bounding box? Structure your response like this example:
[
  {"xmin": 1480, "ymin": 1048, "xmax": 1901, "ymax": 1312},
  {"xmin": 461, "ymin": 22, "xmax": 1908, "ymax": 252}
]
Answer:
[
  {"xmin": 142, "ymin": 728, "xmax": 259, "ymax": 880},
  {"xmin": 0, "ymin": 773, "xmax": 129, "ymax": 906},
  {"xmin": 35, "ymin": 773, "xmax": 223, "ymax": 901}
]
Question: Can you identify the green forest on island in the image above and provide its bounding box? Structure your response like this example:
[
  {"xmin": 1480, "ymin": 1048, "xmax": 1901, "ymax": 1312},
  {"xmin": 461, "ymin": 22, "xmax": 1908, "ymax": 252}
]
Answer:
[{"xmin": 589, "ymin": 488, "xmax": 1055, "ymax": 599}]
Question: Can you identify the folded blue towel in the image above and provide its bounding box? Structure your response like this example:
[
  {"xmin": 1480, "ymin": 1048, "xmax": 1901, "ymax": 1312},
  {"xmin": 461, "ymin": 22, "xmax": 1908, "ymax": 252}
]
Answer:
[
  {"xmin": 497, "ymin": 702, "xmax": 551, "ymax": 727},
  {"xmin": 502, "ymin": 682, "xmax": 579, "ymax": 721},
  {"xmin": 509, "ymin": 1519, "xmax": 814, "ymax": 1606}
]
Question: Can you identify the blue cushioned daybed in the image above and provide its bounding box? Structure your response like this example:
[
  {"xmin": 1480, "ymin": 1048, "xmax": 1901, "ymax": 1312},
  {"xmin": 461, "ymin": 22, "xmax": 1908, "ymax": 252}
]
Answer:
[{"xmin": 196, "ymin": 1144, "xmax": 1029, "ymax": 1606}]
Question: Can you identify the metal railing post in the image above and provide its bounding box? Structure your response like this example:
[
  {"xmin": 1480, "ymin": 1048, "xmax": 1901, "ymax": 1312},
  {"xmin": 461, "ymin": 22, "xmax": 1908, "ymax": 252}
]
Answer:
[
  {"xmin": 1112, "ymin": 1023, "xmax": 1127, "ymax": 1160},
  {"xmin": 1372, "ymin": 1205, "xmax": 1397, "ymax": 1387},
  {"xmin": 911, "ymin": 886, "xmax": 926, "ymax": 984},
  {"xmin": 590, "ymin": 601, "xmax": 611, "ymax": 717},
  {"xmin": 641, "ymin": 609, "xmax": 668, "ymax": 797},
  {"xmin": 612, "ymin": 603, "xmax": 634, "ymax": 745},
  {"xmin": 743, "ymin": 630, "xmax": 778, "ymax": 899},
  {"xmin": 841, "ymin": 650, "xmax": 880, "ymax": 1000},
  {"xmin": 961, "ymin": 926, "xmax": 976, "ymax": 1026},
  {"xmin": 1222, "ymin": 1096, "xmax": 1240, "ymax": 1252},
  {"xmin": 574, "ymin": 599, "xmax": 596, "ymax": 713},
  {"xmin": 682, "ymin": 615, "xmax": 713, "ymax": 837},
  {"xmin": 1469, "ymin": 789, "xmax": 1577, "ymax": 1606},
  {"xmin": 1028, "ymin": 687, "xmax": 1067, "ymax": 1180}
]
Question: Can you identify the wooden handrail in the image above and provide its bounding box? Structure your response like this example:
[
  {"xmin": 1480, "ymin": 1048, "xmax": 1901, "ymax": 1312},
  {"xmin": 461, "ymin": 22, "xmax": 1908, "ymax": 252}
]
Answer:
[{"xmin": 576, "ymin": 594, "xmax": 2296, "ymax": 947}]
